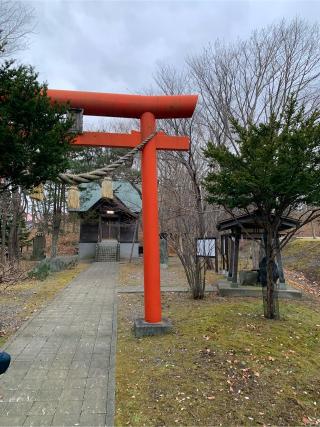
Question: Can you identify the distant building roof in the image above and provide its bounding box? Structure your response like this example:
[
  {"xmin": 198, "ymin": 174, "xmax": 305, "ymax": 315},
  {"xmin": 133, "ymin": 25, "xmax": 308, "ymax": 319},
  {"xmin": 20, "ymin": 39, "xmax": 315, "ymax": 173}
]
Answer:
[{"xmin": 69, "ymin": 181, "xmax": 142, "ymax": 213}]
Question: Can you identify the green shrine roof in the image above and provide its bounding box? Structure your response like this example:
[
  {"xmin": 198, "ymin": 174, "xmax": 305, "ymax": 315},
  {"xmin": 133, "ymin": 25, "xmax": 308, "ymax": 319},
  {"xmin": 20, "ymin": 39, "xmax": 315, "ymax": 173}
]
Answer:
[{"xmin": 69, "ymin": 181, "xmax": 142, "ymax": 213}]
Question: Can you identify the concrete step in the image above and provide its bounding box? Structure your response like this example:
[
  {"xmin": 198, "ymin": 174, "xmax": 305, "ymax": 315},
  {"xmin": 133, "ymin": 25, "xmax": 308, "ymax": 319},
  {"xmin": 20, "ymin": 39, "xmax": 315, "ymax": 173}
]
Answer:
[{"xmin": 95, "ymin": 240, "xmax": 120, "ymax": 262}]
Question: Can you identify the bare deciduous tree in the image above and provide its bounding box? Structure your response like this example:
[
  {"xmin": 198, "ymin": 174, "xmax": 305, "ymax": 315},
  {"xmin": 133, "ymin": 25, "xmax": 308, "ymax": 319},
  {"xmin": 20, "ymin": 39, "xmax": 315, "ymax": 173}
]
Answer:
[
  {"xmin": 153, "ymin": 19, "xmax": 320, "ymax": 299},
  {"xmin": 188, "ymin": 19, "xmax": 320, "ymax": 152},
  {"xmin": 154, "ymin": 65, "xmax": 220, "ymax": 297},
  {"xmin": 159, "ymin": 163, "xmax": 219, "ymax": 298},
  {"xmin": 0, "ymin": 0, "xmax": 34, "ymax": 57}
]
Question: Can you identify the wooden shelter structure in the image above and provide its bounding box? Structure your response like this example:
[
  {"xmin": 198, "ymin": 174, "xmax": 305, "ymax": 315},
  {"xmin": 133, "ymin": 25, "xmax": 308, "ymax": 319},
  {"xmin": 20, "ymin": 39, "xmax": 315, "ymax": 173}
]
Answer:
[{"xmin": 217, "ymin": 212, "xmax": 300, "ymax": 287}]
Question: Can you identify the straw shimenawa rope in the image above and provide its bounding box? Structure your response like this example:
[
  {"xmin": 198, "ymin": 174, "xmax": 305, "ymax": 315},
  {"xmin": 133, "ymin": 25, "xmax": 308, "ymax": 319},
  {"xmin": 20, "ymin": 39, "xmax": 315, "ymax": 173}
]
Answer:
[{"xmin": 58, "ymin": 131, "xmax": 157, "ymax": 185}]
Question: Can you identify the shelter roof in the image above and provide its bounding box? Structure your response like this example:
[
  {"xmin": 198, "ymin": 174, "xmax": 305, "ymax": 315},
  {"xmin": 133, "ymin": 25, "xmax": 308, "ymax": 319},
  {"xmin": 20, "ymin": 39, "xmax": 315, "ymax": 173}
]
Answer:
[
  {"xmin": 69, "ymin": 181, "xmax": 141, "ymax": 214},
  {"xmin": 217, "ymin": 211, "xmax": 300, "ymax": 234}
]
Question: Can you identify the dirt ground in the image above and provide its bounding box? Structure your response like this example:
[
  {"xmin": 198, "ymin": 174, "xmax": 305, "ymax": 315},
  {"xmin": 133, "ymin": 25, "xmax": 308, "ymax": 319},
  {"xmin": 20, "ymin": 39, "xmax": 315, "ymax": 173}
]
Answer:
[{"xmin": 283, "ymin": 239, "xmax": 320, "ymax": 292}]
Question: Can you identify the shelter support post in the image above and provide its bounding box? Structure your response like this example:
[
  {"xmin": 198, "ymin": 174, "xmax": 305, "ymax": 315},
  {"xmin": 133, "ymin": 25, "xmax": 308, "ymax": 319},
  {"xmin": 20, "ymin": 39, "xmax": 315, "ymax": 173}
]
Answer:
[
  {"xmin": 227, "ymin": 236, "xmax": 234, "ymax": 281},
  {"xmin": 225, "ymin": 235, "xmax": 229, "ymax": 272},
  {"xmin": 141, "ymin": 112, "xmax": 162, "ymax": 323},
  {"xmin": 215, "ymin": 239, "xmax": 219, "ymax": 273},
  {"xmin": 221, "ymin": 236, "xmax": 225, "ymax": 271},
  {"xmin": 232, "ymin": 234, "xmax": 240, "ymax": 287}
]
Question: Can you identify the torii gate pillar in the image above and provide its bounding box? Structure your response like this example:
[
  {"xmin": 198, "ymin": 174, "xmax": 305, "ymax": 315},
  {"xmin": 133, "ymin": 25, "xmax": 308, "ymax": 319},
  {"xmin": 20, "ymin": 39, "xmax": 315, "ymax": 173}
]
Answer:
[
  {"xmin": 48, "ymin": 89, "xmax": 198, "ymax": 334},
  {"xmin": 140, "ymin": 112, "xmax": 161, "ymax": 323}
]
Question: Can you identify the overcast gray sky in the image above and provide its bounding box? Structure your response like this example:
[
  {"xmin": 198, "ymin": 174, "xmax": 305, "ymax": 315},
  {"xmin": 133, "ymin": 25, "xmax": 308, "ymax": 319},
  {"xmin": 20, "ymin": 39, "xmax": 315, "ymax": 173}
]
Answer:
[
  {"xmin": 18, "ymin": 1, "xmax": 320, "ymax": 92},
  {"xmin": 16, "ymin": 0, "xmax": 320, "ymax": 127}
]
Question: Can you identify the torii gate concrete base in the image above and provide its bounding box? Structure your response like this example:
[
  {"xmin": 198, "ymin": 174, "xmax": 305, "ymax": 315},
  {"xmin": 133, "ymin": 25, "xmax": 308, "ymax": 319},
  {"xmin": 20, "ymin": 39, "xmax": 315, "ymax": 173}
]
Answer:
[
  {"xmin": 133, "ymin": 317, "xmax": 172, "ymax": 337},
  {"xmin": 48, "ymin": 89, "xmax": 197, "ymax": 337}
]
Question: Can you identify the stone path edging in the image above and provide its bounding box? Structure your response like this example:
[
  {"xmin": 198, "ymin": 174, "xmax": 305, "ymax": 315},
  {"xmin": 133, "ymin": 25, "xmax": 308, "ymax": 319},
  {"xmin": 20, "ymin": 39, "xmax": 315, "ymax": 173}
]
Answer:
[{"xmin": 117, "ymin": 285, "xmax": 216, "ymax": 293}]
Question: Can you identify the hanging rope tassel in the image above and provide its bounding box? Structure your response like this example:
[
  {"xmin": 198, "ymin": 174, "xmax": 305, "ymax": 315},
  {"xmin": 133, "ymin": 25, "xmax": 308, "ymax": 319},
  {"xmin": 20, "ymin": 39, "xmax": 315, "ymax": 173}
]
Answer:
[
  {"xmin": 68, "ymin": 185, "xmax": 80, "ymax": 209},
  {"xmin": 30, "ymin": 184, "xmax": 44, "ymax": 201},
  {"xmin": 101, "ymin": 177, "xmax": 113, "ymax": 199},
  {"xmin": 58, "ymin": 131, "xmax": 157, "ymax": 212},
  {"xmin": 58, "ymin": 131, "xmax": 157, "ymax": 185}
]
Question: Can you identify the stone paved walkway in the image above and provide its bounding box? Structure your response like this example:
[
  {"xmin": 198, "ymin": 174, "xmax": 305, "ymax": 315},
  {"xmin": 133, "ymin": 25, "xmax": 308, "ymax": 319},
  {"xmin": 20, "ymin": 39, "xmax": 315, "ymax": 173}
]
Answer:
[
  {"xmin": 117, "ymin": 284, "xmax": 216, "ymax": 293},
  {"xmin": 0, "ymin": 262, "xmax": 118, "ymax": 427}
]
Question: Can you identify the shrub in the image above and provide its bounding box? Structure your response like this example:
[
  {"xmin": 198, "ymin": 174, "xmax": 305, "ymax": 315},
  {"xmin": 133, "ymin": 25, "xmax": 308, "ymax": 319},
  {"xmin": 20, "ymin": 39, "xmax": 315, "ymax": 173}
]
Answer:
[{"xmin": 28, "ymin": 256, "xmax": 78, "ymax": 281}]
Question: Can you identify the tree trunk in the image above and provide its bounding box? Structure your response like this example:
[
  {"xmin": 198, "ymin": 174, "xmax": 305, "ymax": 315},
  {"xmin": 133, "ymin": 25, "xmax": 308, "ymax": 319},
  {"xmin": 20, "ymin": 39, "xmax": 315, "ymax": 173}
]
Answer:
[
  {"xmin": 50, "ymin": 184, "xmax": 64, "ymax": 258},
  {"xmin": 8, "ymin": 191, "xmax": 20, "ymax": 263},
  {"xmin": 192, "ymin": 256, "xmax": 206, "ymax": 299},
  {"xmin": 32, "ymin": 233, "xmax": 46, "ymax": 260},
  {"xmin": 51, "ymin": 214, "xmax": 61, "ymax": 258},
  {"xmin": 31, "ymin": 200, "xmax": 35, "ymax": 225},
  {"xmin": 191, "ymin": 170, "xmax": 213, "ymax": 270},
  {"xmin": 1, "ymin": 203, "xmax": 7, "ymax": 264},
  {"xmin": 264, "ymin": 228, "xmax": 279, "ymax": 319},
  {"xmin": 311, "ymin": 220, "xmax": 316, "ymax": 239}
]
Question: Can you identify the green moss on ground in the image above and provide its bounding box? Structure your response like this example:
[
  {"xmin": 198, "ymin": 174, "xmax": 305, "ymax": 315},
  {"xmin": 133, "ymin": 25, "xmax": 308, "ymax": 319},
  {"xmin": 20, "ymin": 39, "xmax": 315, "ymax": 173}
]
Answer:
[
  {"xmin": 116, "ymin": 294, "xmax": 320, "ymax": 426},
  {"xmin": 283, "ymin": 239, "xmax": 320, "ymax": 282}
]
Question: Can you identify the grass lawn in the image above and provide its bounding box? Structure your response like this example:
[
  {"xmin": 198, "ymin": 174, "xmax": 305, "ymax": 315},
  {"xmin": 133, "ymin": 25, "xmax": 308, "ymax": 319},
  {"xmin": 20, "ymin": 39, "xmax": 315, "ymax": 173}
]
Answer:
[
  {"xmin": 116, "ymin": 293, "xmax": 320, "ymax": 426},
  {"xmin": 0, "ymin": 262, "xmax": 89, "ymax": 344}
]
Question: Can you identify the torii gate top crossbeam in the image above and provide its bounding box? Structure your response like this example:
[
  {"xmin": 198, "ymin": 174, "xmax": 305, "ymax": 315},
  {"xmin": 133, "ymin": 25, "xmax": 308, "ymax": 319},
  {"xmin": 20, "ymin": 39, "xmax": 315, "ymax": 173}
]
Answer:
[{"xmin": 48, "ymin": 89, "xmax": 197, "ymax": 119}]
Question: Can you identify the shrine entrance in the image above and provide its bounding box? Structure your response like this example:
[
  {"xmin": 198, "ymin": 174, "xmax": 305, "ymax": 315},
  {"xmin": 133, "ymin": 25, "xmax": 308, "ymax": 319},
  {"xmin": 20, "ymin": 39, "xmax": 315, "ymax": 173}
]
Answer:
[
  {"xmin": 48, "ymin": 89, "xmax": 197, "ymax": 333},
  {"xmin": 101, "ymin": 219, "xmax": 119, "ymax": 241}
]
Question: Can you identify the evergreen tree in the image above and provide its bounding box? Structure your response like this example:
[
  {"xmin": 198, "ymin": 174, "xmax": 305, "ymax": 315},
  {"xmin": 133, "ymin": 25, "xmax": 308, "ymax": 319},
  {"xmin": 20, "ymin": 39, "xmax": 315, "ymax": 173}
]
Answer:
[
  {"xmin": 0, "ymin": 61, "xmax": 74, "ymax": 190},
  {"xmin": 204, "ymin": 98, "xmax": 320, "ymax": 318}
]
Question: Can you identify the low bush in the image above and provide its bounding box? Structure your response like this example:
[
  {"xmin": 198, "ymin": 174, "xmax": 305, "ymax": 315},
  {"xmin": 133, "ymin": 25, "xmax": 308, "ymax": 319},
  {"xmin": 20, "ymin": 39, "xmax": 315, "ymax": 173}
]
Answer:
[{"xmin": 28, "ymin": 256, "xmax": 78, "ymax": 281}]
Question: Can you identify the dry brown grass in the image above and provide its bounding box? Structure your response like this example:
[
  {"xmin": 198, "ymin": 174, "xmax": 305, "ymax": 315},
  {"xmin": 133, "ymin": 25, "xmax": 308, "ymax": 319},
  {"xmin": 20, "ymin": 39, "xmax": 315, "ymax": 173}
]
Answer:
[{"xmin": 0, "ymin": 262, "xmax": 89, "ymax": 344}]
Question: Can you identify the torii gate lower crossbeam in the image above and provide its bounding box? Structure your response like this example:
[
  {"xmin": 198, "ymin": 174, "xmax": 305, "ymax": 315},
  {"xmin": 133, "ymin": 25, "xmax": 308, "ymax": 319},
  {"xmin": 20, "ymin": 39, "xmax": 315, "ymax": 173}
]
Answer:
[{"xmin": 48, "ymin": 89, "xmax": 198, "ymax": 327}]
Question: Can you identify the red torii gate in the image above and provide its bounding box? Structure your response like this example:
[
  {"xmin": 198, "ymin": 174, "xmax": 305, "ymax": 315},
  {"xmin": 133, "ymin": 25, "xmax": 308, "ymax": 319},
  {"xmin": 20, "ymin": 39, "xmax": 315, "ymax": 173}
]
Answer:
[{"xmin": 48, "ymin": 89, "xmax": 198, "ymax": 328}]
